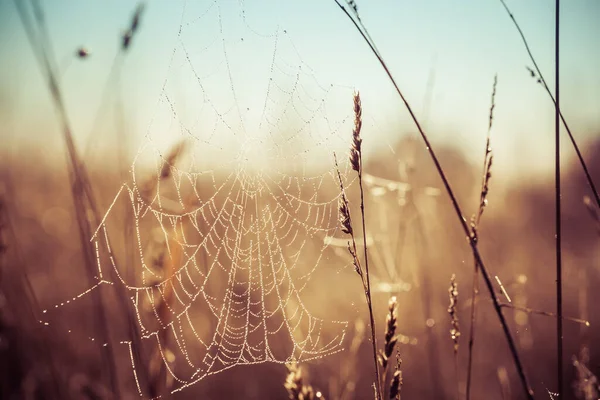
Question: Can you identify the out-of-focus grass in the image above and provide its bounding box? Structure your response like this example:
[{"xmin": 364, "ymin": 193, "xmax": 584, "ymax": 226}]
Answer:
[{"xmin": 0, "ymin": 135, "xmax": 598, "ymax": 399}]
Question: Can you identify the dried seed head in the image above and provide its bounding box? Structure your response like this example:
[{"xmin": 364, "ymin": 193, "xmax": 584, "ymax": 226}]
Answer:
[
  {"xmin": 76, "ymin": 47, "xmax": 90, "ymax": 58},
  {"xmin": 122, "ymin": 30, "xmax": 133, "ymax": 49},
  {"xmin": 348, "ymin": 0, "xmax": 358, "ymax": 15},
  {"xmin": 160, "ymin": 139, "xmax": 187, "ymax": 180},
  {"xmin": 333, "ymin": 152, "xmax": 363, "ymax": 279},
  {"xmin": 345, "ymin": 242, "xmax": 361, "ymax": 277},
  {"xmin": 385, "ymin": 296, "xmax": 398, "ymax": 341},
  {"xmin": 488, "ymin": 74, "xmax": 498, "ymax": 132},
  {"xmin": 285, "ymin": 363, "xmax": 322, "ymax": 400},
  {"xmin": 447, "ymin": 274, "xmax": 460, "ymax": 353},
  {"xmin": 122, "ymin": 4, "xmax": 145, "ymax": 50},
  {"xmin": 389, "ymin": 356, "xmax": 403, "ymax": 400},
  {"xmin": 140, "ymin": 140, "xmax": 188, "ymax": 197},
  {"xmin": 338, "ymin": 194, "xmax": 353, "ymax": 235},
  {"xmin": 526, "ymin": 66, "xmax": 537, "ymax": 79},
  {"xmin": 349, "ymin": 92, "xmax": 362, "ymax": 172},
  {"xmin": 525, "ymin": 66, "xmax": 544, "ymax": 86},
  {"xmin": 131, "ymin": 4, "xmax": 145, "ymax": 32},
  {"xmin": 473, "ymin": 75, "xmax": 497, "ymax": 234},
  {"xmin": 379, "ymin": 296, "xmax": 398, "ymax": 370}
]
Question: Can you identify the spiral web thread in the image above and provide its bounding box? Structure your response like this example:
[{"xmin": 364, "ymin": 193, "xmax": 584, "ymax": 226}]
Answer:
[{"xmin": 41, "ymin": 1, "xmax": 357, "ymax": 396}]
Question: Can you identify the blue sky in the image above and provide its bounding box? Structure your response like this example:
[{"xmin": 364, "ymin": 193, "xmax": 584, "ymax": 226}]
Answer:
[{"xmin": 0, "ymin": 0, "xmax": 598, "ymax": 176}]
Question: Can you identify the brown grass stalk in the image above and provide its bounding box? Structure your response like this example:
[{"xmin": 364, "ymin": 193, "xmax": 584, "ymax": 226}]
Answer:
[
  {"xmin": 388, "ymin": 355, "xmax": 402, "ymax": 400},
  {"xmin": 447, "ymin": 274, "xmax": 460, "ymax": 400},
  {"xmin": 333, "ymin": 1, "xmax": 534, "ymax": 397},
  {"xmin": 497, "ymin": 0, "xmax": 599, "ymax": 209},
  {"xmin": 353, "ymin": 92, "xmax": 384, "ymax": 400},
  {"xmin": 13, "ymin": 1, "xmax": 152, "ymax": 396},
  {"xmin": 335, "ymin": 91, "xmax": 383, "ymax": 400},
  {"xmin": 378, "ymin": 296, "xmax": 398, "ymax": 397},
  {"xmin": 13, "ymin": 1, "xmax": 121, "ymax": 395},
  {"xmin": 466, "ymin": 74, "xmax": 497, "ymax": 400},
  {"xmin": 554, "ymin": 2, "xmax": 563, "ymax": 395}
]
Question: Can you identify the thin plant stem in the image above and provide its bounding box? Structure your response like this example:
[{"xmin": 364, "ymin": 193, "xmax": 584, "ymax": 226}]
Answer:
[
  {"xmin": 358, "ymin": 153, "xmax": 383, "ymax": 400},
  {"xmin": 335, "ymin": 153, "xmax": 382, "ymax": 400},
  {"xmin": 333, "ymin": 1, "xmax": 534, "ymax": 397},
  {"xmin": 554, "ymin": 0, "xmax": 563, "ymax": 396},
  {"xmin": 498, "ymin": 0, "xmax": 599, "ymax": 208},
  {"xmin": 448, "ymin": 275, "xmax": 460, "ymax": 400},
  {"xmin": 466, "ymin": 74, "xmax": 497, "ymax": 400},
  {"xmin": 13, "ymin": 1, "xmax": 153, "ymax": 396},
  {"xmin": 12, "ymin": 2, "xmax": 120, "ymax": 396},
  {"xmin": 466, "ymin": 257, "xmax": 479, "ymax": 400}
]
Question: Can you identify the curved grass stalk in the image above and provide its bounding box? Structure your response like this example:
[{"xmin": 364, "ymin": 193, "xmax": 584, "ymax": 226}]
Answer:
[
  {"xmin": 498, "ymin": 0, "xmax": 599, "ymax": 208},
  {"xmin": 332, "ymin": 1, "xmax": 534, "ymax": 397}
]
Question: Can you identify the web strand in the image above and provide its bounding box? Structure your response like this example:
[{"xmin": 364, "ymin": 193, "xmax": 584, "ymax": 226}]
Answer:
[{"xmin": 40, "ymin": 1, "xmax": 358, "ymax": 397}]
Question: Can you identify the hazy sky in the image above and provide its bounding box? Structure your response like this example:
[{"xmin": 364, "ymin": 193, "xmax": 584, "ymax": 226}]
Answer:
[{"xmin": 0, "ymin": 0, "xmax": 598, "ymax": 176}]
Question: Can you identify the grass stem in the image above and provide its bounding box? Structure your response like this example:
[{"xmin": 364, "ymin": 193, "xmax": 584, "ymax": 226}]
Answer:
[
  {"xmin": 555, "ymin": 0, "xmax": 563, "ymax": 396},
  {"xmin": 333, "ymin": 1, "xmax": 534, "ymax": 397},
  {"xmin": 498, "ymin": 0, "xmax": 599, "ymax": 208}
]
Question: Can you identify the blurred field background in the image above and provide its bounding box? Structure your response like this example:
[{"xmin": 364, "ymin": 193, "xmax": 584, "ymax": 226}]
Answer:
[{"xmin": 0, "ymin": 1, "xmax": 599, "ymax": 399}]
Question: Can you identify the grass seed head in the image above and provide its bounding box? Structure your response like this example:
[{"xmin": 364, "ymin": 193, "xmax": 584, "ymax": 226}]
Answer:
[
  {"xmin": 448, "ymin": 274, "xmax": 460, "ymax": 353},
  {"xmin": 349, "ymin": 92, "xmax": 362, "ymax": 172},
  {"xmin": 389, "ymin": 356, "xmax": 402, "ymax": 400},
  {"xmin": 379, "ymin": 296, "xmax": 398, "ymax": 370},
  {"xmin": 76, "ymin": 47, "xmax": 90, "ymax": 58},
  {"xmin": 339, "ymin": 195, "xmax": 353, "ymax": 235},
  {"xmin": 285, "ymin": 363, "xmax": 324, "ymax": 400}
]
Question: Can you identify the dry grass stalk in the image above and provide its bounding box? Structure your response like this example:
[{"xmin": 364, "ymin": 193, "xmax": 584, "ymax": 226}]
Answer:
[
  {"xmin": 378, "ymin": 296, "xmax": 398, "ymax": 397},
  {"xmin": 466, "ymin": 74, "xmax": 497, "ymax": 400},
  {"xmin": 554, "ymin": 4, "xmax": 563, "ymax": 394},
  {"xmin": 12, "ymin": 1, "xmax": 123, "ymax": 394},
  {"xmin": 333, "ymin": 2, "xmax": 533, "ymax": 397},
  {"xmin": 141, "ymin": 139, "xmax": 189, "ymax": 199},
  {"xmin": 378, "ymin": 296, "xmax": 398, "ymax": 372},
  {"xmin": 335, "ymin": 91, "xmax": 383, "ymax": 400},
  {"xmin": 122, "ymin": 3, "xmax": 145, "ymax": 50},
  {"xmin": 335, "ymin": 160, "xmax": 360, "ymax": 279},
  {"xmin": 448, "ymin": 274, "xmax": 460, "ymax": 353},
  {"xmin": 389, "ymin": 356, "xmax": 402, "ymax": 400},
  {"xmin": 285, "ymin": 362, "xmax": 325, "ymax": 400},
  {"xmin": 13, "ymin": 2, "xmax": 156, "ymax": 396},
  {"xmin": 160, "ymin": 140, "xmax": 187, "ymax": 180},
  {"xmin": 349, "ymin": 93, "xmax": 362, "ymax": 173},
  {"xmin": 448, "ymin": 274, "xmax": 460, "ymax": 400},
  {"xmin": 498, "ymin": 0, "xmax": 599, "ymax": 208}
]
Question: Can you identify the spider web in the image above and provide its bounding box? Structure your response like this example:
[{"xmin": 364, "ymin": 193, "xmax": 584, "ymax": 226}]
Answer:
[{"xmin": 42, "ymin": 1, "xmax": 358, "ymax": 396}]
